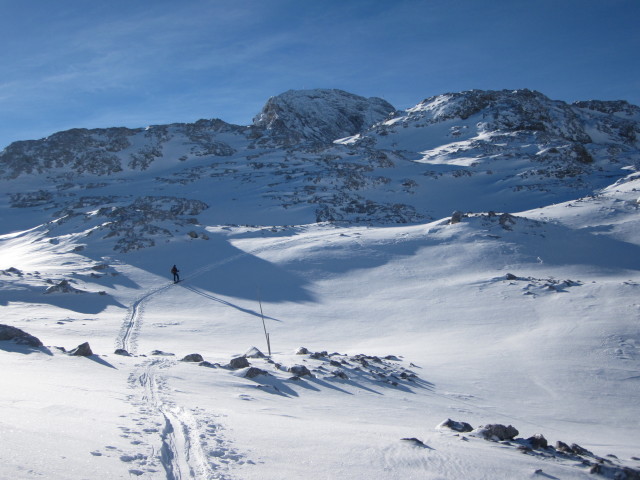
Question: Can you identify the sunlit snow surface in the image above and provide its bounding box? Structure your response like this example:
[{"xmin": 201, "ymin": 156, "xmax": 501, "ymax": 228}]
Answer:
[{"xmin": 2, "ymin": 181, "xmax": 640, "ymax": 479}]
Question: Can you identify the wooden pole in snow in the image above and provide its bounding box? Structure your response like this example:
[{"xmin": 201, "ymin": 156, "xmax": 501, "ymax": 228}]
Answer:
[{"xmin": 257, "ymin": 288, "xmax": 271, "ymax": 356}]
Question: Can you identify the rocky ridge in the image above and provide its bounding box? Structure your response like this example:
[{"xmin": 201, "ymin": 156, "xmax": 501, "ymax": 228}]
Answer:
[{"xmin": 1, "ymin": 88, "xmax": 639, "ymax": 252}]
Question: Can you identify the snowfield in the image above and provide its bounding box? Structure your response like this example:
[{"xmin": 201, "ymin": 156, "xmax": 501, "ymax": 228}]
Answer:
[
  {"xmin": 2, "ymin": 188, "xmax": 640, "ymax": 479},
  {"xmin": 1, "ymin": 88, "xmax": 639, "ymax": 479}
]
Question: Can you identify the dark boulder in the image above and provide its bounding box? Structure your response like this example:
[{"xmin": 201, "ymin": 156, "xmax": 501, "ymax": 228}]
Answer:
[
  {"xmin": 228, "ymin": 356, "xmax": 250, "ymax": 369},
  {"xmin": 181, "ymin": 353, "xmax": 204, "ymax": 362},
  {"xmin": 198, "ymin": 361, "xmax": 218, "ymax": 368},
  {"xmin": 438, "ymin": 418, "xmax": 474, "ymax": 433},
  {"xmin": 526, "ymin": 434, "xmax": 548, "ymax": 449},
  {"xmin": 401, "ymin": 437, "xmax": 429, "ymax": 448},
  {"xmin": 0, "ymin": 324, "xmax": 43, "ymax": 347},
  {"xmin": 570, "ymin": 443, "xmax": 592, "ymax": 456},
  {"xmin": 288, "ymin": 364, "xmax": 312, "ymax": 377},
  {"xmin": 474, "ymin": 424, "xmax": 519, "ymax": 441},
  {"xmin": 332, "ymin": 369, "xmax": 349, "ymax": 379},
  {"xmin": 555, "ymin": 441, "xmax": 573, "ymax": 453},
  {"xmin": 114, "ymin": 348, "xmax": 131, "ymax": 356},
  {"xmin": 244, "ymin": 367, "xmax": 269, "ymax": 379},
  {"xmin": 69, "ymin": 342, "xmax": 93, "ymax": 356}
]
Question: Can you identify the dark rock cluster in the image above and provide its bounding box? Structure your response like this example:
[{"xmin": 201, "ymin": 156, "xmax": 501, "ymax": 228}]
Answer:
[{"xmin": 437, "ymin": 419, "xmax": 640, "ymax": 478}]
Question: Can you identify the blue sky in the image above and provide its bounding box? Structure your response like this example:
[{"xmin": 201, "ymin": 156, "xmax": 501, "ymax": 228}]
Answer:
[{"xmin": 1, "ymin": 0, "xmax": 638, "ymax": 149}]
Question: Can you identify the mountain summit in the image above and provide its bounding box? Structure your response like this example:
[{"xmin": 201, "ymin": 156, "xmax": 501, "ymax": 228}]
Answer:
[{"xmin": 252, "ymin": 88, "xmax": 395, "ymax": 145}]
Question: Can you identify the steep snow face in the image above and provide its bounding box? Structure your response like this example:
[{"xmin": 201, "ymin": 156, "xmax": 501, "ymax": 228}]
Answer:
[{"xmin": 252, "ymin": 88, "xmax": 396, "ymax": 145}]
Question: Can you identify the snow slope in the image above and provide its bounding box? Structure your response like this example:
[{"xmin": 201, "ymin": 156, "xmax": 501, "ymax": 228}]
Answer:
[
  {"xmin": 1, "ymin": 88, "xmax": 639, "ymax": 479},
  {"xmin": 2, "ymin": 191, "xmax": 640, "ymax": 478}
]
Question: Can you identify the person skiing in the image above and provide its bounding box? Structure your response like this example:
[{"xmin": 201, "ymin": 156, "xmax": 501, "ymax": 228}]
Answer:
[{"xmin": 171, "ymin": 264, "xmax": 180, "ymax": 283}]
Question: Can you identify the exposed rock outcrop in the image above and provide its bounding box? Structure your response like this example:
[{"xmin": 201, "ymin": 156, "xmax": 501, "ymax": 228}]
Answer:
[
  {"xmin": 181, "ymin": 353, "xmax": 204, "ymax": 362},
  {"xmin": 473, "ymin": 424, "xmax": 519, "ymax": 441},
  {"xmin": 253, "ymin": 89, "xmax": 395, "ymax": 145},
  {"xmin": 68, "ymin": 342, "xmax": 93, "ymax": 356},
  {"xmin": 0, "ymin": 324, "xmax": 43, "ymax": 347},
  {"xmin": 228, "ymin": 357, "xmax": 250, "ymax": 370}
]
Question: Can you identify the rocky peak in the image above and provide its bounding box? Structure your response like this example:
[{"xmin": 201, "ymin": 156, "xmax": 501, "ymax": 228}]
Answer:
[
  {"xmin": 252, "ymin": 89, "xmax": 395, "ymax": 145},
  {"xmin": 394, "ymin": 89, "xmax": 592, "ymax": 143},
  {"xmin": 411, "ymin": 89, "xmax": 550, "ymax": 121}
]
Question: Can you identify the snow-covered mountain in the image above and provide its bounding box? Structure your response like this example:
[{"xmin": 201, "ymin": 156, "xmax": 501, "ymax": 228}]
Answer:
[
  {"xmin": 1, "ymin": 88, "xmax": 639, "ymax": 479},
  {"xmin": 1, "ymin": 88, "xmax": 639, "ymax": 251}
]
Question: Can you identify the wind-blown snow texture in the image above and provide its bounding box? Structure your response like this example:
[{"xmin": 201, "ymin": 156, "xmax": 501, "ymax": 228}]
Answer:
[{"xmin": 1, "ymin": 88, "xmax": 639, "ymax": 479}]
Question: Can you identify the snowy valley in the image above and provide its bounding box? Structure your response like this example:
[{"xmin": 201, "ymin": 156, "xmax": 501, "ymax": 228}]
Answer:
[{"xmin": 1, "ymin": 88, "xmax": 639, "ymax": 479}]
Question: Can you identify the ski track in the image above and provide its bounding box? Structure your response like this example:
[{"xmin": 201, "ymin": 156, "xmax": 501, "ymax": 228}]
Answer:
[
  {"xmin": 138, "ymin": 359, "xmax": 211, "ymax": 479},
  {"xmin": 124, "ymin": 357, "xmax": 245, "ymax": 479},
  {"xmin": 114, "ymin": 236, "xmax": 312, "ymax": 479}
]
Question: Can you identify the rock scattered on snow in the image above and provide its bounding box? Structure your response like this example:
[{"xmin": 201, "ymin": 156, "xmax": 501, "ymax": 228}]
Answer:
[
  {"xmin": 114, "ymin": 348, "xmax": 131, "ymax": 356},
  {"xmin": 244, "ymin": 346, "xmax": 266, "ymax": 358},
  {"xmin": 44, "ymin": 279, "xmax": 85, "ymax": 294},
  {"xmin": 295, "ymin": 346, "xmax": 309, "ymax": 355},
  {"xmin": 502, "ymin": 274, "xmax": 583, "ymax": 295},
  {"xmin": 243, "ymin": 367, "xmax": 270, "ymax": 379},
  {"xmin": 526, "ymin": 434, "xmax": 548, "ymax": 450},
  {"xmin": 219, "ymin": 347, "xmax": 426, "ymax": 398},
  {"xmin": 288, "ymin": 364, "xmax": 312, "ymax": 377},
  {"xmin": 198, "ymin": 361, "xmax": 219, "ymax": 368},
  {"xmin": 68, "ymin": 342, "xmax": 93, "ymax": 356},
  {"xmin": 437, "ymin": 418, "xmax": 474, "ymax": 433},
  {"xmin": 568, "ymin": 443, "xmax": 592, "ymax": 456},
  {"xmin": 228, "ymin": 356, "xmax": 250, "ymax": 369},
  {"xmin": 472, "ymin": 424, "xmax": 519, "ymax": 441},
  {"xmin": 1, "ymin": 267, "xmax": 24, "ymax": 276},
  {"xmin": 331, "ymin": 369, "xmax": 349, "ymax": 379},
  {"xmin": 150, "ymin": 350, "xmax": 175, "ymax": 356},
  {"xmin": 401, "ymin": 437, "xmax": 429, "ymax": 448},
  {"xmin": 554, "ymin": 441, "xmax": 572, "ymax": 453},
  {"xmin": 439, "ymin": 420, "xmax": 640, "ymax": 479},
  {"xmin": 0, "ymin": 324, "xmax": 43, "ymax": 347},
  {"xmin": 181, "ymin": 353, "xmax": 204, "ymax": 362}
]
